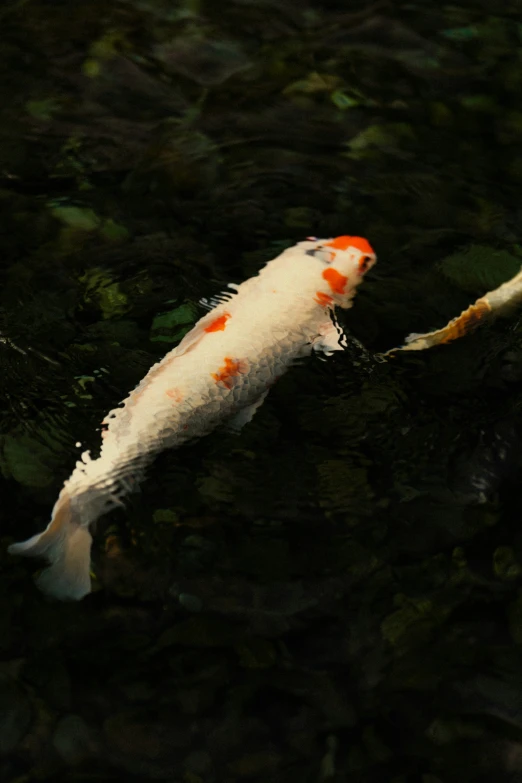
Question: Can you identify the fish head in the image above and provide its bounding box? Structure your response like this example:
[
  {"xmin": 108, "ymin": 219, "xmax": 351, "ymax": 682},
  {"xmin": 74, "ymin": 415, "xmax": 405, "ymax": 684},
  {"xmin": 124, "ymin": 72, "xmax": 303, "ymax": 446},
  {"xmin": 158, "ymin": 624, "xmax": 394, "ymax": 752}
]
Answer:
[{"xmin": 303, "ymin": 235, "xmax": 376, "ymax": 308}]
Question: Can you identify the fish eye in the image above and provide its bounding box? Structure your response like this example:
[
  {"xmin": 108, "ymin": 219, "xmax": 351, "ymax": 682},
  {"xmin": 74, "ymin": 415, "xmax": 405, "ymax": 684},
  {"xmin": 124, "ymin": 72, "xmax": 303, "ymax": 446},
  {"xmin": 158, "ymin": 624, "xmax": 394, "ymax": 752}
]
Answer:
[{"xmin": 359, "ymin": 255, "xmax": 373, "ymax": 273}]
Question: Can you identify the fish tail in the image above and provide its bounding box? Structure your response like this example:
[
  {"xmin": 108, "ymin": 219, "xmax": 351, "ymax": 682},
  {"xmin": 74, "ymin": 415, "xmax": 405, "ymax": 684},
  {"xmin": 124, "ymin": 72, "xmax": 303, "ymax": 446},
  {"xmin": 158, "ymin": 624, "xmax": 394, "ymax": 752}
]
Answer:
[{"xmin": 8, "ymin": 493, "xmax": 93, "ymax": 601}]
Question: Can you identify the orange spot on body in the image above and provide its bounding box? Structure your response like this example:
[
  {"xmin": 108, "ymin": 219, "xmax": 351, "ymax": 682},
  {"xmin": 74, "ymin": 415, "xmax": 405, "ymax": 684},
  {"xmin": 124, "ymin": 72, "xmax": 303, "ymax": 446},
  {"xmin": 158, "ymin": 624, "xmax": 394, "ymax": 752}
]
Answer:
[
  {"xmin": 212, "ymin": 357, "xmax": 245, "ymax": 390},
  {"xmin": 324, "ymin": 235, "xmax": 374, "ymax": 255},
  {"xmin": 204, "ymin": 312, "xmax": 231, "ymax": 333},
  {"xmin": 314, "ymin": 291, "xmax": 334, "ymax": 306},
  {"xmin": 322, "ymin": 267, "xmax": 348, "ymax": 294},
  {"xmin": 166, "ymin": 387, "xmax": 184, "ymax": 403},
  {"xmin": 439, "ymin": 300, "xmax": 491, "ymax": 344}
]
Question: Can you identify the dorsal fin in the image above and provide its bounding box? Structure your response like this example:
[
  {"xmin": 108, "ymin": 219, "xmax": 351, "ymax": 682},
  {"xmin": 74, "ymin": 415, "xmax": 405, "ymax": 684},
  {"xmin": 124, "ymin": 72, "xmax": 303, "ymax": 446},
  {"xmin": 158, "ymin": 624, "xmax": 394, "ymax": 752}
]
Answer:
[{"xmin": 199, "ymin": 284, "xmax": 239, "ymax": 311}]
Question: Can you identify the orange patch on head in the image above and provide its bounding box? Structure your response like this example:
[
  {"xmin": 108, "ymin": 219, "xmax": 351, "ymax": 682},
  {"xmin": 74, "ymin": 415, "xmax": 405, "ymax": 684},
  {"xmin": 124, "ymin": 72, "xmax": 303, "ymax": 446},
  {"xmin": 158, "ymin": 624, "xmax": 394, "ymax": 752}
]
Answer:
[
  {"xmin": 324, "ymin": 235, "xmax": 374, "ymax": 255},
  {"xmin": 314, "ymin": 291, "xmax": 334, "ymax": 306},
  {"xmin": 204, "ymin": 313, "xmax": 231, "ymax": 333},
  {"xmin": 211, "ymin": 357, "xmax": 245, "ymax": 390},
  {"xmin": 322, "ymin": 267, "xmax": 348, "ymax": 294},
  {"xmin": 166, "ymin": 387, "xmax": 184, "ymax": 403}
]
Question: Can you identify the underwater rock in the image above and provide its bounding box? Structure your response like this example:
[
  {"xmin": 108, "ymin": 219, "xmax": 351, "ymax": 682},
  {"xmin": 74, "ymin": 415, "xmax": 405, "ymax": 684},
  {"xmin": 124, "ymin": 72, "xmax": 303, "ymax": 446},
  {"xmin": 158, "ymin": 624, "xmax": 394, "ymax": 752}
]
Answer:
[
  {"xmin": 454, "ymin": 675, "xmax": 522, "ymax": 730},
  {"xmin": 52, "ymin": 713, "xmax": 98, "ymax": 765},
  {"xmin": 169, "ymin": 574, "xmax": 361, "ymax": 636},
  {"xmin": 0, "ymin": 676, "xmax": 32, "ymax": 756},
  {"xmin": 0, "ymin": 431, "xmax": 58, "ymax": 488},
  {"xmin": 22, "ymin": 655, "xmax": 72, "ymax": 712},
  {"xmin": 123, "ymin": 124, "xmax": 220, "ymax": 200},
  {"xmin": 104, "ymin": 709, "xmax": 193, "ymax": 778},
  {"xmin": 450, "ymin": 417, "xmax": 522, "ymax": 504},
  {"xmin": 154, "ymin": 36, "xmax": 251, "ymax": 86}
]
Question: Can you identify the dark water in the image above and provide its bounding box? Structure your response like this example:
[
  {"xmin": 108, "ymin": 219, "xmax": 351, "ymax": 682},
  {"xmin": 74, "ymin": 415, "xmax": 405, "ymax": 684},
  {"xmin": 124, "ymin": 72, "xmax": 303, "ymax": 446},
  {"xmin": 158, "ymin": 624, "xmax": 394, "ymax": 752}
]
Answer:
[{"xmin": 2, "ymin": 1, "xmax": 522, "ymax": 780}]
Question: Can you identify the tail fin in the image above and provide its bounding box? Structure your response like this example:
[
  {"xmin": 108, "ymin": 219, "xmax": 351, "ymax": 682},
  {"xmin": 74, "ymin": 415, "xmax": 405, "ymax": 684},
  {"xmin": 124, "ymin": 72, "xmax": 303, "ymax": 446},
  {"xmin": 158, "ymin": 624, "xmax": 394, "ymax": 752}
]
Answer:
[{"xmin": 8, "ymin": 494, "xmax": 93, "ymax": 601}]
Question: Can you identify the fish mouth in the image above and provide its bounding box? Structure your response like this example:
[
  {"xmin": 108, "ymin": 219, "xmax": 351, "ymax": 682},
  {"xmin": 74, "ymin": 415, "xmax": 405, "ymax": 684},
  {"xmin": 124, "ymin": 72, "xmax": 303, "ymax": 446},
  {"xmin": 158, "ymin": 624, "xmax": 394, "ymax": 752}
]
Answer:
[{"xmin": 358, "ymin": 254, "xmax": 376, "ymax": 276}]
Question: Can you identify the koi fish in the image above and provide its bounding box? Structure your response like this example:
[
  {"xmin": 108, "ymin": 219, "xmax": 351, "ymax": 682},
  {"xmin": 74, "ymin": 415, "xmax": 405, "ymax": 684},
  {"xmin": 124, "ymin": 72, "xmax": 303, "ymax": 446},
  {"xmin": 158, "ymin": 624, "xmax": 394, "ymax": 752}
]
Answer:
[
  {"xmin": 9, "ymin": 235, "xmax": 376, "ymax": 600},
  {"xmin": 386, "ymin": 265, "xmax": 522, "ymax": 354}
]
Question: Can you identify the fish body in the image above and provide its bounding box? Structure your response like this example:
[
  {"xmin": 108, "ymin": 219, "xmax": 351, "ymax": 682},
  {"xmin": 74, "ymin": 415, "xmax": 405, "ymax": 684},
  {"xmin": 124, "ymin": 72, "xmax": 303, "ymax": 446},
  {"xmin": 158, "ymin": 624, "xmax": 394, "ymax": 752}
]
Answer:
[
  {"xmin": 8, "ymin": 235, "xmax": 376, "ymax": 600},
  {"xmin": 387, "ymin": 263, "xmax": 522, "ymax": 354}
]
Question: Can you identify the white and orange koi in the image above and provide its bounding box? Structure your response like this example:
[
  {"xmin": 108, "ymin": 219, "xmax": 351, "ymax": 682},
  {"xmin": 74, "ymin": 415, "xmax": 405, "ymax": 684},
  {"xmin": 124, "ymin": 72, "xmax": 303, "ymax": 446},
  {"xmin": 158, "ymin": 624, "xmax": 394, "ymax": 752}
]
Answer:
[
  {"xmin": 387, "ymin": 265, "xmax": 522, "ymax": 354},
  {"xmin": 9, "ymin": 235, "xmax": 376, "ymax": 600}
]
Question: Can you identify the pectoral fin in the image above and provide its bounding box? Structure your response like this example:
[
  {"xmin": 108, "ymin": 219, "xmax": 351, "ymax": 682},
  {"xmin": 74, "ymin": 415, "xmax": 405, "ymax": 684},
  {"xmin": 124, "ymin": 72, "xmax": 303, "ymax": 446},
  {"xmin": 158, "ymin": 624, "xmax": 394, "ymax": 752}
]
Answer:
[
  {"xmin": 226, "ymin": 391, "xmax": 269, "ymax": 433},
  {"xmin": 312, "ymin": 318, "xmax": 347, "ymax": 357}
]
